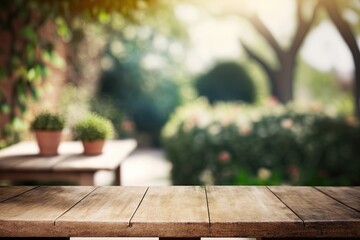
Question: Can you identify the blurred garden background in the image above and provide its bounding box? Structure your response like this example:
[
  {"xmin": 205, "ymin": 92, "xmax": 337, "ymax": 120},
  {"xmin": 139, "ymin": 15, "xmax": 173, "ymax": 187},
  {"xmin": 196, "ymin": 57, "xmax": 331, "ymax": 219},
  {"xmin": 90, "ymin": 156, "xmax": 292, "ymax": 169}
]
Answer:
[{"xmin": 1, "ymin": 0, "xmax": 360, "ymax": 186}]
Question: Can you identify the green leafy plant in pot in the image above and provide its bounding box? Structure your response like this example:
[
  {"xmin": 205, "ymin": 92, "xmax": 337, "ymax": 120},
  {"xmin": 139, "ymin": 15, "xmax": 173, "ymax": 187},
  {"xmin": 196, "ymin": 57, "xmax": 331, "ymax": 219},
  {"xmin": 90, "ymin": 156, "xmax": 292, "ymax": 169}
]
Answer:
[
  {"xmin": 31, "ymin": 111, "xmax": 65, "ymax": 156},
  {"xmin": 75, "ymin": 113, "xmax": 114, "ymax": 155}
]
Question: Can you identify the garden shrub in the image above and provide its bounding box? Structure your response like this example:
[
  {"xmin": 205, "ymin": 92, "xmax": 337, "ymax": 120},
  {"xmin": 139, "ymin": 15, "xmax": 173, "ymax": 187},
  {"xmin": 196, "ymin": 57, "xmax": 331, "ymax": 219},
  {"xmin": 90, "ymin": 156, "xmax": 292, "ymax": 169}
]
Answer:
[
  {"xmin": 162, "ymin": 99, "xmax": 360, "ymax": 185},
  {"xmin": 90, "ymin": 97, "xmax": 133, "ymax": 139},
  {"xmin": 97, "ymin": 44, "xmax": 181, "ymax": 146},
  {"xmin": 195, "ymin": 62, "xmax": 256, "ymax": 104}
]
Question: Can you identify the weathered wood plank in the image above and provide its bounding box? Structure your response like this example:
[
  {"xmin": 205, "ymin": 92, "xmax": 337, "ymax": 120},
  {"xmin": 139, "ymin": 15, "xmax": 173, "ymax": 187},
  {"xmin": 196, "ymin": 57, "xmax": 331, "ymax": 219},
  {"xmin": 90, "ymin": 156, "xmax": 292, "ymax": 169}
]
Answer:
[
  {"xmin": 0, "ymin": 171, "xmax": 93, "ymax": 185},
  {"xmin": 0, "ymin": 186, "xmax": 359, "ymax": 238},
  {"xmin": 0, "ymin": 155, "xmax": 70, "ymax": 171},
  {"xmin": 0, "ymin": 142, "xmax": 40, "ymax": 170},
  {"xmin": 316, "ymin": 187, "xmax": 360, "ymax": 212},
  {"xmin": 0, "ymin": 141, "xmax": 82, "ymax": 171},
  {"xmin": 0, "ymin": 186, "xmax": 36, "ymax": 202},
  {"xmin": 0, "ymin": 140, "xmax": 136, "ymax": 172},
  {"xmin": 260, "ymin": 238, "xmax": 359, "ymax": 240},
  {"xmin": 269, "ymin": 186, "xmax": 360, "ymax": 237},
  {"xmin": 0, "ymin": 186, "xmax": 95, "ymax": 237},
  {"xmin": 55, "ymin": 186, "xmax": 147, "ymax": 237},
  {"xmin": 0, "ymin": 238, "xmax": 70, "ymax": 240},
  {"xmin": 206, "ymin": 186, "xmax": 303, "ymax": 238},
  {"xmin": 52, "ymin": 140, "xmax": 137, "ymax": 171},
  {"xmin": 130, "ymin": 186, "xmax": 209, "ymax": 237},
  {"xmin": 0, "ymin": 142, "xmax": 38, "ymax": 157},
  {"xmin": 159, "ymin": 238, "xmax": 200, "ymax": 240}
]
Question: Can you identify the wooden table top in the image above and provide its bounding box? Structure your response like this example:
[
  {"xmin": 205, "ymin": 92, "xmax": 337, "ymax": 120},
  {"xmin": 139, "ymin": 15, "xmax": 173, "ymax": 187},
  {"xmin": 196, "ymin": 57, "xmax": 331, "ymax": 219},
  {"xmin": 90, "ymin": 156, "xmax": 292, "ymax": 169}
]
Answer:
[
  {"xmin": 0, "ymin": 140, "xmax": 137, "ymax": 172},
  {"xmin": 0, "ymin": 186, "xmax": 359, "ymax": 238}
]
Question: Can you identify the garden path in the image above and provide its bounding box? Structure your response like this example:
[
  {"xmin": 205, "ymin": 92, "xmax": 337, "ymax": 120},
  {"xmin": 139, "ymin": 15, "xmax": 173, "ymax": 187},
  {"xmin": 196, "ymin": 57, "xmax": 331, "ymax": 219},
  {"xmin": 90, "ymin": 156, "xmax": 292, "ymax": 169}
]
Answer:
[{"xmin": 94, "ymin": 148, "xmax": 172, "ymax": 186}]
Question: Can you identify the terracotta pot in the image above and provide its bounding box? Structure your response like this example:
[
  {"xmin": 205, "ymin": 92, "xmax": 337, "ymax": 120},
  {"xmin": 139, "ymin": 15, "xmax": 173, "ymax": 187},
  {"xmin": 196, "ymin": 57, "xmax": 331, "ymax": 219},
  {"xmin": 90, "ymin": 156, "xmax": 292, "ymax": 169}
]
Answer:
[
  {"xmin": 82, "ymin": 140, "xmax": 105, "ymax": 155},
  {"xmin": 35, "ymin": 130, "xmax": 62, "ymax": 156}
]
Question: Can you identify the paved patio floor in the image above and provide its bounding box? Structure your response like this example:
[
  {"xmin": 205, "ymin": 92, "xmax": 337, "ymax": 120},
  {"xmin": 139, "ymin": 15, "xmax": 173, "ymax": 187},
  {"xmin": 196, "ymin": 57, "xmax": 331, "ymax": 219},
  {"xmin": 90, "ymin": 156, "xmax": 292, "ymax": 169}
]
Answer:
[{"xmin": 94, "ymin": 148, "xmax": 172, "ymax": 186}]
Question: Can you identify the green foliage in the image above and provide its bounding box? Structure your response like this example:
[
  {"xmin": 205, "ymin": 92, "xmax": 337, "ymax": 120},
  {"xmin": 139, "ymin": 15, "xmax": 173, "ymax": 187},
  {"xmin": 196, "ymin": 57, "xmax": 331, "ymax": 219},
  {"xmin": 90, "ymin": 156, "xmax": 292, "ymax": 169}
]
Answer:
[
  {"xmin": 302, "ymin": 116, "xmax": 360, "ymax": 185},
  {"xmin": 98, "ymin": 35, "xmax": 183, "ymax": 145},
  {"xmin": 59, "ymin": 84, "xmax": 133, "ymax": 139},
  {"xmin": 162, "ymin": 99, "xmax": 360, "ymax": 185},
  {"xmin": 90, "ymin": 97, "xmax": 134, "ymax": 138},
  {"xmin": 75, "ymin": 113, "xmax": 114, "ymax": 142},
  {"xmin": 295, "ymin": 60, "xmax": 353, "ymax": 115},
  {"xmin": 31, "ymin": 111, "xmax": 65, "ymax": 131},
  {"xmin": 0, "ymin": 0, "xmax": 61, "ymax": 146},
  {"xmin": 0, "ymin": 0, "xmax": 159, "ymax": 147},
  {"xmin": 195, "ymin": 62, "xmax": 256, "ymax": 104}
]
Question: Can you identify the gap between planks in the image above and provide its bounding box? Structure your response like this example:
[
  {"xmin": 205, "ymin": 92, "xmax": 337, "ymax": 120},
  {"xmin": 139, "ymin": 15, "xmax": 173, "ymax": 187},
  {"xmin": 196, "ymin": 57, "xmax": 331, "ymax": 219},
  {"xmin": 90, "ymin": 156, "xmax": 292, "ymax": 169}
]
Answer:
[
  {"xmin": 0, "ymin": 186, "xmax": 39, "ymax": 203},
  {"xmin": 204, "ymin": 186, "xmax": 211, "ymax": 231},
  {"xmin": 266, "ymin": 186, "xmax": 305, "ymax": 227},
  {"xmin": 127, "ymin": 186, "xmax": 149, "ymax": 227},
  {"xmin": 126, "ymin": 186, "xmax": 212, "ymax": 230},
  {"xmin": 53, "ymin": 187, "xmax": 99, "ymax": 226},
  {"xmin": 313, "ymin": 186, "xmax": 360, "ymax": 214}
]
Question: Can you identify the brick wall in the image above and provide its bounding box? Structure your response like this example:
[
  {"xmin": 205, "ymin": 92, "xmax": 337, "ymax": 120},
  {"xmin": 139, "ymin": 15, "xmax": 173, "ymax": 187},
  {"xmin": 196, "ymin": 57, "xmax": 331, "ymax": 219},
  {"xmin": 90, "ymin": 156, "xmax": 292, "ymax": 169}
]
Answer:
[{"xmin": 0, "ymin": 19, "xmax": 68, "ymax": 140}]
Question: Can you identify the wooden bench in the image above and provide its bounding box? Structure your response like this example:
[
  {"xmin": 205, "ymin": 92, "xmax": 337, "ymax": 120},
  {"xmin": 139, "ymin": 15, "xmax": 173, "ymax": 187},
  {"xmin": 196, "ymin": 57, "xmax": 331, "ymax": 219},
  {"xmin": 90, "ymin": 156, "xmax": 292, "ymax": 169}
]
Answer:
[
  {"xmin": 0, "ymin": 140, "xmax": 137, "ymax": 185},
  {"xmin": 0, "ymin": 186, "xmax": 359, "ymax": 239}
]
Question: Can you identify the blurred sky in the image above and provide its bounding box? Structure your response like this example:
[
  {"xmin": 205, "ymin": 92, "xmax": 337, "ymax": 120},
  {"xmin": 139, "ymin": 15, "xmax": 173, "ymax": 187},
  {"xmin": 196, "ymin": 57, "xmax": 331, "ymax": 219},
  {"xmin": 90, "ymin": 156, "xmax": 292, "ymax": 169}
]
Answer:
[{"xmin": 174, "ymin": 0, "xmax": 358, "ymax": 74}]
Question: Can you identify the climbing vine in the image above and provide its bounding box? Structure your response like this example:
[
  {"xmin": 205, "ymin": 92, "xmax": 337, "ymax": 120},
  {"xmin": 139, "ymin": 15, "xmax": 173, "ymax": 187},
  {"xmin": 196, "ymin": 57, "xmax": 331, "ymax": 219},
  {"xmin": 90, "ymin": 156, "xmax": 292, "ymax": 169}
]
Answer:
[
  {"xmin": 0, "ymin": 1, "xmax": 57, "ymax": 146},
  {"xmin": 0, "ymin": 0, "xmax": 157, "ymax": 148}
]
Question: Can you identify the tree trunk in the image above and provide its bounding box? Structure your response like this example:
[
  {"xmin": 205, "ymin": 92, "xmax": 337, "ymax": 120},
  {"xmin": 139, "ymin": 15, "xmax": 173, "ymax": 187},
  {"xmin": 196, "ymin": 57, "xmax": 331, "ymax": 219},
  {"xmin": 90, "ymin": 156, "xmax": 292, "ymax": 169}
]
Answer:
[
  {"xmin": 354, "ymin": 58, "xmax": 360, "ymax": 117},
  {"xmin": 275, "ymin": 58, "xmax": 296, "ymax": 103},
  {"xmin": 321, "ymin": 0, "xmax": 360, "ymax": 117},
  {"xmin": 242, "ymin": 0, "xmax": 318, "ymax": 104}
]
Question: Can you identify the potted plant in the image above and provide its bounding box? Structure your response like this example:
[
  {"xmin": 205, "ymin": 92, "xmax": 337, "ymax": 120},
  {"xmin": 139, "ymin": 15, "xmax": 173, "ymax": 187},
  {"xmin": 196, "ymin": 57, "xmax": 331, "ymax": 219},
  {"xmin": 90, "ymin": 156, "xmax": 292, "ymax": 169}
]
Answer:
[
  {"xmin": 74, "ymin": 113, "xmax": 114, "ymax": 155},
  {"xmin": 31, "ymin": 111, "xmax": 65, "ymax": 156}
]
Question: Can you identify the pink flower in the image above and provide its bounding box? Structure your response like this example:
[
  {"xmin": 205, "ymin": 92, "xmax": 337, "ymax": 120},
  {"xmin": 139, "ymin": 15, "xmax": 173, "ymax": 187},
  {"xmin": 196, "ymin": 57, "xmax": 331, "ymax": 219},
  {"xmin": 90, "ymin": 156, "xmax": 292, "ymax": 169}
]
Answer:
[
  {"xmin": 281, "ymin": 119, "xmax": 294, "ymax": 129},
  {"xmin": 121, "ymin": 120, "xmax": 134, "ymax": 132},
  {"xmin": 267, "ymin": 96, "xmax": 279, "ymax": 106},
  {"xmin": 220, "ymin": 116, "xmax": 234, "ymax": 126},
  {"xmin": 346, "ymin": 116, "xmax": 357, "ymax": 126},
  {"xmin": 309, "ymin": 103, "xmax": 322, "ymax": 112},
  {"xmin": 218, "ymin": 151, "xmax": 231, "ymax": 162},
  {"xmin": 288, "ymin": 165, "xmax": 299, "ymax": 176},
  {"xmin": 192, "ymin": 112, "xmax": 210, "ymax": 128},
  {"xmin": 241, "ymin": 126, "xmax": 251, "ymax": 136},
  {"xmin": 318, "ymin": 170, "xmax": 328, "ymax": 178}
]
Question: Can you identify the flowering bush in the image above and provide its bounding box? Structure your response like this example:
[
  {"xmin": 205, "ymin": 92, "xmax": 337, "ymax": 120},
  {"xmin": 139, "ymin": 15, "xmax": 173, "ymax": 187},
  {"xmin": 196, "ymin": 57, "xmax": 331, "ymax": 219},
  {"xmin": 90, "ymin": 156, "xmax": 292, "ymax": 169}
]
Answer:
[{"xmin": 162, "ymin": 99, "xmax": 360, "ymax": 185}]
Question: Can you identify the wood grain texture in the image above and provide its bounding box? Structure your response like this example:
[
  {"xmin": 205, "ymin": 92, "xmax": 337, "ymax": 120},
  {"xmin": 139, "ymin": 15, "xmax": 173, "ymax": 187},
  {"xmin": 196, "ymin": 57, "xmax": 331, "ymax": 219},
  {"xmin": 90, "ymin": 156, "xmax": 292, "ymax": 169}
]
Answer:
[
  {"xmin": 269, "ymin": 186, "xmax": 360, "ymax": 237},
  {"xmin": 316, "ymin": 187, "xmax": 360, "ymax": 212},
  {"xmin": 0, "ymin": 186, "xmax": 36, "ymax": 202},
  {"xmin": 0, "ymin": 141, "xmax": 77, "ymax": 170},
  {"xmin": 0, "ymin": 171, "xmax": 94, "ymax": 185},
  {"xmin": 52, "ymin": 140, "xmax": 137, "ymax": 171},
  {"xmin": 0, "ymin": 142, "xmax": 38, "ymax": 157},
  {"xmin": 206, "ymin": 186, "xmax": 303, "ymax": 238},
  {"xmin": 0, "ymin": 186, "xmax": 95, "ymax": 237},
  {"xmin": 0, "ymin": 140, "xmax": 136, "ymax": 172},
  {"xmin": 0, "ymin": 186, "xmax": 360, "ymax": 238},
  {"xmin": 0, "ymin": 140, "xmax": 136, "ymax": 185},
  {"xmin": 0, "ymin": 142, "xmax": 41, "ymax": 170},
  {"xmin": 55, "ymin": 186, "xmax": 147, "ymax": 237},
  {"xmin": 159, "ymin": 238, "xmax": 200, "ymax": 240},
  {"xmin": 130, "ymin": 186, "xmax": 209, "ymax": 237},
  {"xmin": 260, "ymin": 238, "xmax": 359, "ymax": 240},
  {"xmin": 0, "ymin": 238, "xmax": 70, "ymax": 240},
  {"xmin": 0, "ymin": 155, "xmax": 69, "ymax": 171}
]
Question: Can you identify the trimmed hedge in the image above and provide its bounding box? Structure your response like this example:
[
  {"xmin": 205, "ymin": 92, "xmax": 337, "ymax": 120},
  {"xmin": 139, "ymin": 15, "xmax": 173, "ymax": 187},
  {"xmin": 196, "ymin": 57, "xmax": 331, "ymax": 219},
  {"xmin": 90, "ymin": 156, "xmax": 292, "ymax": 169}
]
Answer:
[
  {"xmin": 162, "ymin": 99, "xmax": 360, "ymax": 186},
  {"xmin": 195, "ymin": 62, "xmax": 256, "ymax": 104}
]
